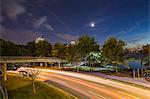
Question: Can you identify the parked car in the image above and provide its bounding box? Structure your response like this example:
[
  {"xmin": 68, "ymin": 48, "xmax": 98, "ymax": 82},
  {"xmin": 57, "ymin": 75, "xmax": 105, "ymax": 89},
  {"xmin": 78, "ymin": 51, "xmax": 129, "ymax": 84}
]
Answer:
[{"xmin": 7, "ymin": 64, "xmax": 20, "ymax": 71}]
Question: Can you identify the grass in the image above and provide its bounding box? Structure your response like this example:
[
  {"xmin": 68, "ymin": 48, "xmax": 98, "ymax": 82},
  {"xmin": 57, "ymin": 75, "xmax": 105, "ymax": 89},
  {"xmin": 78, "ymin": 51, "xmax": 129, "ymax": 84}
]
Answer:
[
  {"xmin": 0, "ymin": 91, "xmax": 2, "ymax": 99},
  {"xmin": 5, "ymin": 74, "xmax": 76, "ymax": 99}
]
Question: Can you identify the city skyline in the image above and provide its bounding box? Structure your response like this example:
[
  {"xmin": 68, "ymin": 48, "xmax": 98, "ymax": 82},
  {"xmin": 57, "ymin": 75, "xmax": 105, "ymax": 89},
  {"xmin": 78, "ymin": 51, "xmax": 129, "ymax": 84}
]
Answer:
[{"xmin": 0, "ymin": 0, "xmax": 149, "ymax": 48}]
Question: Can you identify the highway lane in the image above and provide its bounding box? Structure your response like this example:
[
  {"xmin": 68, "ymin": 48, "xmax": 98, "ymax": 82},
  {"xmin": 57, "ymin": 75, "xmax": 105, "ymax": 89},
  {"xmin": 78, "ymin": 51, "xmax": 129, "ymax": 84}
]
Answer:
[{"xmin": 37, "ymin": 70, "xmax": 150, "ymax": 99}]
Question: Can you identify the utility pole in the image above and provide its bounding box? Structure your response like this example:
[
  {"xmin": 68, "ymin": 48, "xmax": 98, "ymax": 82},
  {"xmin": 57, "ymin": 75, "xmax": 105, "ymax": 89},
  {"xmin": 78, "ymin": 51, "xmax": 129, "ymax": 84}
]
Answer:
[
  {"xmin": 4, "ymin": 63, "xmax": 7, "ymax": 81},
  {"xmin": 58, "ymin": 62, "xmax": 61, "ymax": 69},
  {"xmin": 45, "ymin": 62, "xmax": 48, "ymax": 67},
  {"xmin": 137, "ymin": 68, "xmax": 140, "ymax": 77}
]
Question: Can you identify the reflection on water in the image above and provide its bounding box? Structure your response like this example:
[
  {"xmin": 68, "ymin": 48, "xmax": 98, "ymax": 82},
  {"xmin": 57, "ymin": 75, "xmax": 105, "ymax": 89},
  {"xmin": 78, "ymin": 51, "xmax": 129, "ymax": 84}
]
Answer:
[{"xmin": 121, "ymin": 60, "xmax": 147, "ymax": 69}]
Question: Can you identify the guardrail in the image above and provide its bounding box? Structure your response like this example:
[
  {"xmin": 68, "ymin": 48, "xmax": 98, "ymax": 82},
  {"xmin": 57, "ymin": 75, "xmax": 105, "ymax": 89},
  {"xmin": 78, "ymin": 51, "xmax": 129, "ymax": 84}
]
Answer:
[
  {"xmin": 0, "ymin": 56, "xmax": 59, "ymax": 60},
  {"xmin": 0, "ymin": 56, "xmax": 66, "ymax": 63}
]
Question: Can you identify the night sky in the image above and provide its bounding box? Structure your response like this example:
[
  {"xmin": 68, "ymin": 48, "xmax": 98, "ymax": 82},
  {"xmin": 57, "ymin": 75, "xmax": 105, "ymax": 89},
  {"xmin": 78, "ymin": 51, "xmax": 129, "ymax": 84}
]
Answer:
[{"xmin": 0, "ymin": 0, "xmax": 149, "ymax": 48}]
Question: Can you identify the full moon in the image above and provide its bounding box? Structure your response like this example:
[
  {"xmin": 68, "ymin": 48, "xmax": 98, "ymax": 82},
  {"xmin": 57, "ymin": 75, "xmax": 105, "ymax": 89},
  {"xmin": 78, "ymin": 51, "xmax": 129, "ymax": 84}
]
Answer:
[{"xmin": 90, "ymin": 22, "xmax": 95, "ymax": 27}]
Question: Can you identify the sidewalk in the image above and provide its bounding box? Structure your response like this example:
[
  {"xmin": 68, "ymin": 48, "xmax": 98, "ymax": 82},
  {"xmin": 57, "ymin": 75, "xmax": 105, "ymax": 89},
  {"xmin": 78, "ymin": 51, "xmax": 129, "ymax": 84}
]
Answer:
[{"xmin": 82, "ymin": 72, "xmax": 150, "ymax": 88}]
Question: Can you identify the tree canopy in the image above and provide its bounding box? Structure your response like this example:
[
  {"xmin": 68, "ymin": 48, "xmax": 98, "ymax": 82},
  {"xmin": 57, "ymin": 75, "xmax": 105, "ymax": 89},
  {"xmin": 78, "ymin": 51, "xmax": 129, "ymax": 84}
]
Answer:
[
  {"xmin": 87, "ymin": 51, "xmax": 103, "ymax": 65},
  {"xmin": 78, "ymin": 35, "xmax": 99, "ymax": 59},
  {"xmin": 35, "ymin": 40, "xmax": 52, "ymax": 57},
  {"xmin": 0, "ymin": 39, "xmax": 29, "ymax": 56},
  {"xmin": 102, "ymin": 37, "xmax": 126, "ymax": 73}
]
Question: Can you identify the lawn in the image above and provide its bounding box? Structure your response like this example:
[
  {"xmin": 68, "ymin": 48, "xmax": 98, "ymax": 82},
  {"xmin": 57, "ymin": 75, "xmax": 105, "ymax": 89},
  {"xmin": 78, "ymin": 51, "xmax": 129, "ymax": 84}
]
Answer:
[{"xmin": 5, "ymin": 74, "xmax": 76, "ymax": 99}]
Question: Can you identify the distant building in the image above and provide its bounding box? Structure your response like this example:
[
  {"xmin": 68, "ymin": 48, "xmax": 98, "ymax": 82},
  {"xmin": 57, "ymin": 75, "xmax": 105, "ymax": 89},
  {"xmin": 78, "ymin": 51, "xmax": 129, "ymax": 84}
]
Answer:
[
  {"xmin": 126, "ymin": 47, "xmax": 143, "ymax": 52},
  {"xmin": 70, "ymin": 40, "xmax": 76, "ymax": 45},
  {"xmin": 35, "ymin": 36, "xmax": 45, "ymax": 43}
]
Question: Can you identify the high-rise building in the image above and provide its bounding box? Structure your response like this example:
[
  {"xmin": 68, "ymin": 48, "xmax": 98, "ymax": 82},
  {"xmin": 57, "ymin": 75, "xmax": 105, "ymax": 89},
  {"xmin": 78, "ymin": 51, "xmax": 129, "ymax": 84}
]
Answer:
[
  {"xmin": 70, "ymin": 40, "xmax": 76, "ymax": 45},
  {"xmin": 35, "ymin": 36, "xmax": 45, "ymax": 43}
]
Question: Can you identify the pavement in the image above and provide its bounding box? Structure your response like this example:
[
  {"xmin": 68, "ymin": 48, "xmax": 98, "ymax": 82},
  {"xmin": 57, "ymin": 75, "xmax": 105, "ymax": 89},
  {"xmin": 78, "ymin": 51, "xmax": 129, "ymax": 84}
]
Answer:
[
  {"xmin": 8, "ymin": 69, "xmax": 150, "ymax": 99},
  {"xmin": 82, "ymin": 72, "xmax": 150, "ymax": 88}
]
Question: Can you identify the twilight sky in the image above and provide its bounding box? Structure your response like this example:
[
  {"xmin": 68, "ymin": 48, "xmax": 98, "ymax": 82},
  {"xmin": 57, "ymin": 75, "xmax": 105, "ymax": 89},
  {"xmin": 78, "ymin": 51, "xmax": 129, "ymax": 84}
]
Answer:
[{"xmin": 0, "ymin": 0, "xmax": 149, "ymax": 48}]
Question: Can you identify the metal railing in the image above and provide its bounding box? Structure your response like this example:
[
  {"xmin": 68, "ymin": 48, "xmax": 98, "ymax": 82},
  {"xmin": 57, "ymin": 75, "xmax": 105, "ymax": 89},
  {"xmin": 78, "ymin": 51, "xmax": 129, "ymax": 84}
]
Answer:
[
  {"xmin": 0, "ymin": 56, "xmax": 59, "ymax": 60},
  {"xmin": 0, "ymin": 56, "xmax": 66, "ymax": 63}
]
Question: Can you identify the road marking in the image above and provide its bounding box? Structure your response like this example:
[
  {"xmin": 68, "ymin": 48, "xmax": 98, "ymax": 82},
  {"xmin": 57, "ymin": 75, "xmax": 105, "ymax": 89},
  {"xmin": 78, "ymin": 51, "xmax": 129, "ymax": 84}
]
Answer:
[
  {"xmin": 97, "ymin": 84, "xmax": 105, "ymax": 88},
  {"xmin": 118, "ymin": 91, "xmax": 140, "ymax": 99},
  {"xmin": 55, "ymin": 79, "xmax": 68, "ymax": 85},
  {"xmin": 89, "ymin": 90, "xmax": 106, "ymax": 99}
]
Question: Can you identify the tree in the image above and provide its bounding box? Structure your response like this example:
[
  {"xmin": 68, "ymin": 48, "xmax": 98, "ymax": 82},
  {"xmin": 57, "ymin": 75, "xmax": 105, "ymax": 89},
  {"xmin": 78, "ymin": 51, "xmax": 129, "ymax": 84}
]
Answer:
[
  {"xmin": 65, "ymin": 44, "xmax": 80, "ymax": 64},
  {"xmin": 51, "ymin": 49, "xmax": 59, "ymax": 58},
  {"xmin": 0, "ymin": 39, "xmax": 31, "ymax": 56},
  {"xmin": 0, "ymin": 39, "xmax": 54, "ymax": 57},
  {"xmin": 77, "ymin": 35, "xmax": 99, "ymax": 65},
  {"xmin": 52, "ymin": 42, "xmax": 67, "ymax": 59},
  {"xmin": 102, "ymin": 37, "xmax": 126, "ymax": 73},
  {"xmin": 87, "ymin": 51, "xmax": 102, "ymax": 70},
  {"xmin": 27, "ymin": 41, "xmax": 36, "ymax": 56},
  {"xmin": 139, "ymin": 44, "xmax": 150, "ymax": 69},
  {"xmin": 28, "ymin": 68, "xmax": 40, "ymax": 94},
  {"xmin": 35, "ymin": 40, "xmax": 52, "ymax": 57}
]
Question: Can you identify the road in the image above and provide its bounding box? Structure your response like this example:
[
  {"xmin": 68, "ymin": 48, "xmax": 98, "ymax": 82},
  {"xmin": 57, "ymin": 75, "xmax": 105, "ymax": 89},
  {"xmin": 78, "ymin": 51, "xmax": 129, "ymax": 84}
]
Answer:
[
  {"xmin": 83, "ymin": 72, "xmax": 150, "ymax": 88},
  {"xmin": 36, "ymin": 69, "xmax": 150, "ymax": 99}
]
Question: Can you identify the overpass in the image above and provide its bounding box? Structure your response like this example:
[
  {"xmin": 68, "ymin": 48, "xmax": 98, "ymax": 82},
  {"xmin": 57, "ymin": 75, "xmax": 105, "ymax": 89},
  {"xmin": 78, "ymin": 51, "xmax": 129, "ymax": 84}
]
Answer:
[{"xmin": 0, "ymin": 56, "xmax": 66, "ymax": 81}]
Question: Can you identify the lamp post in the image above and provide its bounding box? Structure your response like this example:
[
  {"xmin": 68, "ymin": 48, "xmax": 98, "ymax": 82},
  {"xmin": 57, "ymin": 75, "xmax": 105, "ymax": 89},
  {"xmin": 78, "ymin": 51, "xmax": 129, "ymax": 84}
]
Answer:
[{"xmin": 133, "ymin": 69, "xmax": 135, "ymax": 78}]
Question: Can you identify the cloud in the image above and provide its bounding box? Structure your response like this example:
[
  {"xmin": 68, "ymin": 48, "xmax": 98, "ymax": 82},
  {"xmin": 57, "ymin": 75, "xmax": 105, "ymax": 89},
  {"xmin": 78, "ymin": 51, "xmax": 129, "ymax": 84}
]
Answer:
[
  {"xmin": 32, "ymin": 16, "xmax": 54, "ymax": 31},
  {"xmin": 56, "ymin": 33, "xmax": 78, "ymax": 41},
  {"xmin": 0, "ymin": 15, "xmax": 4, "ymax": 22},
  {"xmin": 0, "ymin": 25, "xmax": 40, "ymax": 44},
  {"xmin": 116, "ymin": 20, "xmax": 147, "ymax": 36},
  {"xmin": 1, "ymin": 0, "xmax": 26, "ymax": 20},
  {"xmin": 33, "ymin": 16, "xmax": 47, "ymax": 28},
  {"xmin": 43, "ymin": 24, "xmax": 54, "ymax": 31},
  {"xmin": 123, "ymin": 32, "xmax": 150, "ymax": 48},
  {"xmin": 44, "ymin": 9, "xmax": 73, "ymax": 33},
  {"xmin": 0, "ymin": 24, "xmax": 78, "ymax": 44},
  {"xmin": 0, "ymin": 25, "xmax": 77, "ymax": 44}
]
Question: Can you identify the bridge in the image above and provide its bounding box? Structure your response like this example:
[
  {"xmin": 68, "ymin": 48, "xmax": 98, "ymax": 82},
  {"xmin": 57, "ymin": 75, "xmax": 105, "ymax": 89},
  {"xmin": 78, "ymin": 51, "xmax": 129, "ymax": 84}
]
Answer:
[{"xmin": 0, "ymin": 56, "xmax": 66, "ymax": 81}]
